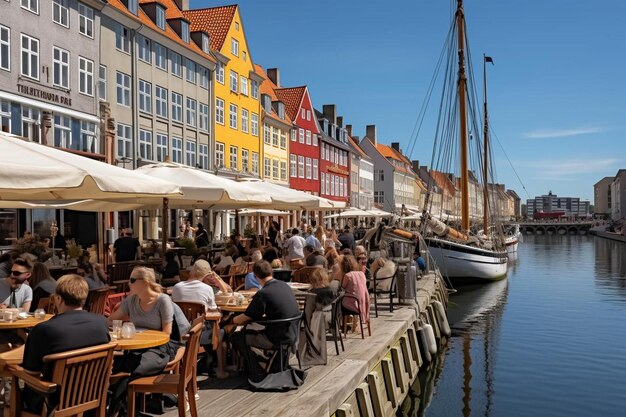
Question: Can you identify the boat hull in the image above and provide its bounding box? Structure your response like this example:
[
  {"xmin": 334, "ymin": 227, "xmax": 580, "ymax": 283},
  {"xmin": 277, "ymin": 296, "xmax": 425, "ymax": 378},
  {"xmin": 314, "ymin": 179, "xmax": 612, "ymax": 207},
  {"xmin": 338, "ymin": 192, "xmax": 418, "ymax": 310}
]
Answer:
[{"xmin": 426, "ymin": 237, "xmax": 508, "ymax": 281}]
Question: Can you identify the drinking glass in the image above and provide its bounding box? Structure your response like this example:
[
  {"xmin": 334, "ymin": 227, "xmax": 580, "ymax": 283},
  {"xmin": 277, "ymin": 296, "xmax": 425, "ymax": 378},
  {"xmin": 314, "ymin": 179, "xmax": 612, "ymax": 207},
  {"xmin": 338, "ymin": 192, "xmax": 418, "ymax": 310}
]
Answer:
[
  {"xmin": 34, "ymin": 309, "xmax": 46, "ymax": 320},
  {"xmin": 121, "ymin": 322, "xmax": 136, "ymax": 339},
  {"xmin": 112, "ymin": 320, "xmax": 123, "ymax": 339}
]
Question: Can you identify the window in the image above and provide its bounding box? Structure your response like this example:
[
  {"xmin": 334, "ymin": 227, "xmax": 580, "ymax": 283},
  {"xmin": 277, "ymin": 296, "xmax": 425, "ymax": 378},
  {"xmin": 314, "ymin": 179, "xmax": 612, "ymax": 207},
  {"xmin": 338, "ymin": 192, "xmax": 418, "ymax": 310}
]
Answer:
[
  {"xmin": 116, "ymin": 71, "xmax": 130, "ymax": 106},
  {"xmin": 137, "ymin": 36, "xmax": 151, "ymax": 63},
  {"xmin": 241, "ymin": 149, "xmax": 249, "ymax": 172},
  {"xmin": 216, "ymin": 61, "xmax": 224, "ymax": 84},
  {"xmin": 305, "ymin": 130, "xmax": 311, "ymax": 145},
  {"xmin": 298, "ymin": 156, "xmax": 305, "ymax": 178},
  {"xmin": 229, "ymin": 103, "xmax": 238, "ymax": 129},
  {"xmin": 298, "ymin": 128, "xmax": 304, "ymax": 143},
  {"xmin": 79, "ymin": 4, "xmax": 94, "ymax": 38},
  {"xmin": 280, "ymin": 161, "xmax": 287, "ymax": 181},
  {"xmin": 229, "ymin": 70, "xmax": 238, "ymax": 93},
  {"xmin": 277, "ymin": 103, "xmax": 285, "ymax": 120},
  {"xmin": 21, "ymin": 34, "xmax": 39, "ymax": 80},
  {"xmin": 80, "ymin": 121, "xmax": 97, "ymax": 153},
  {"xmin": 52, "ymin": 47, "xmax": 70, "ymax": 88},
  {"xmin": 156, "ymin": 6, "xmax": 166, "ymax": 30},
  {"xmin": 263, "ymin": 124, "xmax": 270, "ymax": 145},
  {"xmin": 264, "ymin": 157, "xmax": 270, "ymax": 178},
  {"xmin": 307, "ymin": 110, "xmax": 311, "ymax": 121},
  {"xmin": 290, "ymin": 154, "xmax": 296, "ymax": 178},
  {"xmin": 375, "ymin": 191, "xmax": 384, "ymax": 204},
  {"xmin": 199, "ymin": 144, "xmax": 208, "ymax": 170},
  {"xmin": 251, "ymin": 79, "xmax": 259, "ymax": 99},
  {"xmin": 251, "ymin": 113, "xmax": 259, "ymax": 136},
  {"xmin": 242, "ymin": 51, "xmax": 247, "ymax": 62},
  {"xmin": 301, "ymin": 109, "xmax": 305, "ymax": 119},
  {"xmin": 280, "ymin": 131, "xmax": 286, "ymax": 149},
  {"xmin": 138, "ymin": 80, "xmax": 152, "ymax": 114},
  {"xmin": 128, "ymin": 0, "xmax": 138, "ymax": 15},
  {"xmin": 291, "ymin": 129, "xmax": 296, "ymax": 142},
  {"xmin": 185, "ymin": 58, "xmax": 196, "ymax": 84},
  {"xmin": 185, "ymin": 140, "xmax": 196, "ymax": 167},
  {"xmin": 251, "ymin": 152, "xmax": 259, "ymax": 175},
  {"xmin": 154, "ymin": 43, "xmax": 167, "ymax": 70},
  {"xmin": 201, "ymin": 34, "xmax": 209, "ymax": 53},
  {"xmin": 116, "ymin": 123, "xmax": 132, "ymax": 158},
  {"xmin": 171, "ymin": 92, "xmax": 182, "ymax": 123},
  {"xmin": 235, "ymin": 22, "xmax": 239, "ymax": 31},
  {"xmin": 321, "ymin": 173, "xmax": 325, "ymax": 194},
  {"xmin": 215, "ymin": 142, "xmax": 224, "ymax": 167},
  {"xmin": 53, "ymin": 116, "xmax": 72, "ymax": 148},
  {"xmin": 139, "ymin": 130, "xmax": 153, "ymax": 161},
  {"xmin": 305, "ymin": 157, "xmax": 312, "ymax": 179},
  {"xmin": 172, "ymin": 137, "xmax": 182, "ymax": 163},
  {"xmin": 199, "ymin": 66, "xmax": 209, "ymax": 89},
  {"xmin": 240, "ymin": 77, "xmax": 248, "ymax": 96},
  {"xmin": 229, "ymin": 146, "xmax": 238, "ymax": 169},
  {"xmin": 115, "ymin": 24, "xmax": 130, "ymax": 54},
  {"xmin": 313, "ymin": 159, "xmax": 318, "ymax": 180},
  {"xmin": 199, "ymin": 103, "xmax": 209, "ymax": 132},
  {"xmin": 186, "ymin": 98, "xmax": 197, "ymax": 127},
  {"xmin": 331, "ymin": 175, "xmax": 335, "ymax": 196},
  {"xmin": 272, "ymin": 126, "xmax": 279, "ymax": 147},
  {"xmin": 79, "ymin": 57, "xmax": 94, "ymax": 96},
  {"xmin": 231, "ymin": 38, "xmax": 239, "ymax": 56},
  {"xmin": 241, "ymin": 109, "xmax": 249, "ymax": 133},
  {"xmin": 170, "ymin": 51, "xmax": 181, "ymax": 77},
  {"xmin": 21, "ymin": 0, "xmax": 39, "ymax": 14},
  {"xmin": 21, "ymin": 107, "xmax": 40, "ymax": 143},
  {"xmin": 52, "ymin": 0, "xmax": 69, "ymax": 27},
  {"xmin": 326, "ymin": 175, "xmax": 331, "ymax": 196},
  {"xmin": 0, "ymin": 101, "xmax": 11, "ymax": 133},
  {"xmin": 215, "ymin": 98, "xmax": 224, "ymax": 125},
  {"xmin": 272, "ymin": 159, "xmax": 279, "ymax": 180},
  {"xmin": 321, "ymin": 144, "xmax": 326, "ymax": 160},
  {"xmin": 181, "ymin": 21, "xmax": 190, "ymax": 43},
  {"xmin": 375, "ymin": 170, "xmax": 384, "ymax": 181},
  {"xmin": 312, "ymin": 133, "xmax": 318, "ymax": 146},
  {"xmin": 0, "ymin": 26, "xmax": 8, "ymax": 71},
  {"xmin": 155, "ymin": 86, "xmax": 167, "ymax": 118},
  {"xmin": 156, "ymin": 134, "xmax": 168, "ymax": 162}
]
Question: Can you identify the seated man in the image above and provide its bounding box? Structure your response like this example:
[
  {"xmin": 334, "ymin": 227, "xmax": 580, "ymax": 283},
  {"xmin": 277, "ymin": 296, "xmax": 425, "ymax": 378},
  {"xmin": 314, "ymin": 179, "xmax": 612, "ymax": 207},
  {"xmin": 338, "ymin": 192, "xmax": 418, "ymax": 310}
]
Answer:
[
  {"xmin": 21, "ymin": 274, "xmax": 110, "ymax": 413},
  {"xmin": 304, "ymin": 245, "xmax": 327, "ymax": 268},
  {"xmin": 228, "ymin": 261, "xmax": 300, "ymax": 382},
  {"xmin": 0, "ymin": 257, "xmax": 33, "ymax": 311}
]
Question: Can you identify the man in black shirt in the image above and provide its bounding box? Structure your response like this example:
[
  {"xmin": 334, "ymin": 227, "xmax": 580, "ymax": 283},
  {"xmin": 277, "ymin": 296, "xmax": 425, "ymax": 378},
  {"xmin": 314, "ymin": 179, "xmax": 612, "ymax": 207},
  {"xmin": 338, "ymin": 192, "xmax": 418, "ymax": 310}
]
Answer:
[
  {"xmin": 228, "ymin": 261, "xmax": 300, "ymax": 381},
  {"xmin": 338, "ymin": 225, "xmax": 355, "ymax": 252},
  {"xmin": 112, "ymin": 228, "xmax": 141, "ymax": 262},
  {"xmin": 21, "ymin": 274, "xmax": 110, "ymax": 412}
]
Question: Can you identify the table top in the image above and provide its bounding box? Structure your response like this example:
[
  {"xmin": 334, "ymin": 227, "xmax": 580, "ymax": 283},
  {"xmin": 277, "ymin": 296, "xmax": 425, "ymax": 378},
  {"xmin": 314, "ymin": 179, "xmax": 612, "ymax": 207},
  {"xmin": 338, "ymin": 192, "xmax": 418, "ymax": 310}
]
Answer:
[
  {"xmin": 113, "ymin": 330, "xmax": 170, "ymax": 350},
  {"xmin": 216, "ymin": 301, "xmax": 249, "ymax": 313},
  {"xmin": 287, "ymin": 282, "xmax": 312, "ymax": 291},
  {"xmin": 0, "ymin": 314, "xmax": 53, "ymax": 329}
]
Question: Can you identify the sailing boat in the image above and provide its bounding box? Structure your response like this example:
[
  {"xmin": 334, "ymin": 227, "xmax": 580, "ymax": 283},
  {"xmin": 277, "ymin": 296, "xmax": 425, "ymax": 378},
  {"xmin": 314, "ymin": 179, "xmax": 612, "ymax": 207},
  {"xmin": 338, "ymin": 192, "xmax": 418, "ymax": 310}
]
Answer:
[{"xmin": 420, "ymin": 0, "xmax": 508, "ymax": 281}]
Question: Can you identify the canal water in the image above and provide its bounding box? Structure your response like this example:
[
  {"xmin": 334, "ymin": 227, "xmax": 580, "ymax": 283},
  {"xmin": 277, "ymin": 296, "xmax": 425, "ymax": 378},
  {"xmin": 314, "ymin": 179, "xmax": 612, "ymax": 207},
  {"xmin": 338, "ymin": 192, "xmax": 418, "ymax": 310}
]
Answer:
[{"xmin": 400, "ymin": 235, "xmax": 626, "ymax": 417}]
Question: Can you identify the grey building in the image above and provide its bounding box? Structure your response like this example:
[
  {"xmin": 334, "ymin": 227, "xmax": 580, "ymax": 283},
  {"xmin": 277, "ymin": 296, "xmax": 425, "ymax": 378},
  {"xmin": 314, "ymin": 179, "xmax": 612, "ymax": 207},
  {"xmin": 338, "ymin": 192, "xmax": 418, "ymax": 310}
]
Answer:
[
  {"xmin": 346, "ymin": 127, "xmax": 374, "ymax": 210},
  {"xmin": 526, "ymin": 191, "xmax": 590, "ymax": 219},
  {"xmin": 594, "ymin": 176, "xmax": 613, "ymax": 218},
  {"xmin": 506, "ymin": 189, "xmax": 521, "ymax": 219},
  {"xmin": 610, "ymin": 170, "xmax": 626, "ymax": 220}
]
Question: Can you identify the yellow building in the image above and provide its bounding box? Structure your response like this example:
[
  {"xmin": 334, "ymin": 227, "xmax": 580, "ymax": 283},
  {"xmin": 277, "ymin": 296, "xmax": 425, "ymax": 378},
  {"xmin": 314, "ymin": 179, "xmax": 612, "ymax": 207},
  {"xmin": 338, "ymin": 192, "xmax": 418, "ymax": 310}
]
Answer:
[{"xmin": 184, "ymin": 5, "xmax": 262, "ymax": 177}]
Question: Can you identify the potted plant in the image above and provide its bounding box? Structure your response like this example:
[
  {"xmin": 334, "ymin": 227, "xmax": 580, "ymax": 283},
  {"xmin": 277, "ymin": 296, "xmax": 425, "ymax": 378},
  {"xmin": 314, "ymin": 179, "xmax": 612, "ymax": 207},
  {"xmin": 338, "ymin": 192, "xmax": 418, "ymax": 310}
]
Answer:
[
  {"xmin": 15, "ymin": 234, "xmax": 49, "ymax": 261},
  {"xmin": 176, "ymin": 237, "xmax": 197, "ymax": 269},
  {"xmin": 65, "ymin": 240, "xmax": 83, "ymax": 266}
]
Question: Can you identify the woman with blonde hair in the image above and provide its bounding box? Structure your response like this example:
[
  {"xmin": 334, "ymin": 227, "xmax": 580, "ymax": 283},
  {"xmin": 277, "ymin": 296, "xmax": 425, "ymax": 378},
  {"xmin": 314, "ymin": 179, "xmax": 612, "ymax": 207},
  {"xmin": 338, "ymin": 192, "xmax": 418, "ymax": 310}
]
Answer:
[
  {"xmin": 324, "ymin": 227, "xmax": 340, "ymax": 251},
  {"xmin": 309, "ymin": 268, "xmax": 335, "ymax": 306}
]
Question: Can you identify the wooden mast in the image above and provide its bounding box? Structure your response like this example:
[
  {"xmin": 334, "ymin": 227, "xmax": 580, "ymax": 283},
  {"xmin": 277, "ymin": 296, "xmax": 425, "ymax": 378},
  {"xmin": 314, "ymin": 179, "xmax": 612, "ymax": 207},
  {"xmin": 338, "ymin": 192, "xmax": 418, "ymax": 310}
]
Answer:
[
  {"xmin": 457, "ymin": 0, "xmax": 470, "ymax": 231},
  {"xmin": 483, "ymin": 54, "xmax": 490, "ymax": 234}
]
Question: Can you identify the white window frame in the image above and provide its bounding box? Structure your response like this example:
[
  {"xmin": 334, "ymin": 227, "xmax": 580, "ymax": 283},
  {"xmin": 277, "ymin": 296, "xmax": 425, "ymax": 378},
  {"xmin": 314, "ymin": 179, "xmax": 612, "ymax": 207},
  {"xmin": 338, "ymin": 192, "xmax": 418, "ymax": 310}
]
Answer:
[
  {"xmin": 116, "ymin": 123, "xmax": 132, "ymax": 159},
  {"xmin": 1, "ymin": 25, "xmax": 10, "ymax": 72},
  {"xmin": 229, "ymin": 103, "xmax": 238, "ymax": 129},
  {"xmin": 272, "ymin": 126, "xmax": 279, "ymax": 147},
  {"xmin": 230, "ymin": 70, "xmax": 238, "ymax": 93},
  {"xmin": 280, "ymin": 131, "xmax": 287, "ymax": 149},
  {"xmin": 172, "ymin": 137, "xmax": 183, "ymax": 163},
  {"xmin": 263, "ymin": 123, "xmax": 270, "ymax": 145},
  {"xmin": 264, "ymin": 157, "xmax": 271, "ymax": 179},
  {"xmin": 21, "ymin": 34, "xmax": 39, "ymax": 80},
  {"xmin": 199, "ymin": 143, "xmax": 209, "ymax": 170},
  {"xmin": 229, "ymin": 145, "xmax": 238, "ymax": 170},
  {"xmin": 181, "ymin": 21, "xmax": 190, "ymax": 43},
  {"xmin": 156, "ymin": 6, "xmax": 166, "ymax": 30},
  {"xmin": 186, "ymin": 97, "xmax": 197, "ymax": 128},
  {"xmin": 312, "ymin": 133, "xmax": 318, "ymax": 146},
  {"xmin": 137, "ymin": 35, "xmax": 151, "ymax": 64},
  {"xmin": 185, "ymin": 58, "xmax": 196, "ymax": 84},
  {"xmin": 251, "ymin": 113, "xmax": 259, "ymax": 136},
  {"xmin": 156, "ymin": 134, "xmax": 168, "ymax": 162},
  {"xmin": 116, "ymin": 71, "xmax": 130, "ymax": 107},
  {"xmin": 241, "ymin": 149, "xmax": 249, "ymax": 172},
  {"xmin": 185, "ymin": 140, "xmax": 196, "ymax": 167},
  {"xmin": 215, "ymin": 142, "xmax": 225, "ymax": 168},
  {"xmin": 313, "ymin": 159, "xmax": 319, "ymax": 180},
  {"xmin": 171, "ymin": 92, "xmax": 183, "ymax": 123},
  {"xmin": 291, "ymin": 129, "xmax": 296, "ymax": 142},
  {"xmin": 155, "ymin": 86, "xmax": 167, "ymax": 118},
  {"xmin": 301, "ymin": 109, "xmax": 305, "ymax": 119},
  {"xmin": 241, "ymin": 108, "xmax": 249, "ymax": 133},
  {"xmin": 298, "ymin": 156, "xmax": 305, "ymax": 178},
  {"xmin": 52, "ymin": 46, "xmax": 69, "ymax": 88},
  {"xmin": 251, "ymin": 79, "xmax": 259, "ymax": 99},
  {"xmin": 52, "ymin": 0, "xmax": 69, "ymax": 28},
  {"xmin": 78, "ymin": 3, "xmax": 94, "ymax": 38},
  {"xmin": 280, "ymin": 161, "xmax": 287, "ymax": 181},
  {"xmin": 231, "ymin": 38, "xmax": 239, "ymax": 56},
  {"xmin": 199, "ymin": 102, "xmax": 209, "ymax": 132},
  {"xmin": 251, "ymin": 152, "xmax": 259, "ymax": 175},
  {"xmin": 80, "ymin": 121, "xmax": 97, "ymax": 153},
  {"xmin": 21, "ymin": 0, "xmax": 39, "ymax": 14},
  {"xmin": 78, "ymin": 56, "xmax": 94, "ymax": 96},
  {"xmin": 0, "ymin": 100, "xmax": 11, "ymax": 133},
  {"xmin": 298, "ymin": 128, "xmax": 304, "ymax": 144},
  {"xmin": 271, "ymin": 159, "xmax": 279, "ymax": 180},
  {"xmin": 115, "ymin": 24, "xmax": 130, "ymax": 54},
  {"xmin": 53, "ymin": 115, "xmax": 72, "ymax": 148},
  {"xmin": 290, "ymin": 154, "xmax": 296, "ymax": 178},
  {"xmin": 240, "ymin": 76, "xmax": 248, "ymax": 96},
  {"xmin": 170, "ymin": 51, "xmax": 182, "ymax": 77},
  {"xmin": 216, "ymin": 61, "xmax": 224, "ymax": 84},
  {"xmin": 154, "ymin": 43, "xmax": 167, "ymax": 70},
  {"xmin": 139, "ymin": 129, "xmax": 153, "ymax": 161},
  {"xmin": 305, "ymin": 130, "xmax": 311, "ymax": 145},
  {"xmin": 321, "ymin": 173, "xmax": 325, "ymax": 194},
  {"xmin": 21, "ymin": 106, "xmax": 41, "ymax": 143},
  {"xmin": 305, "ymin": 157, "xmax": 312, "ymax": 179},
  {"xmin": 138, "ymin": 80, "xmax": 152, "ymax": 114},
  {"xmin": 201, "ymin": 34, "xmax": 209, "ymax": 53},
  {"xmin": 199, "ymin": 66, "xmax": 209, "ymax": 89},
  {"xmin": 215, "ymin": 98, "xmax": 225, "ymax": 125}
]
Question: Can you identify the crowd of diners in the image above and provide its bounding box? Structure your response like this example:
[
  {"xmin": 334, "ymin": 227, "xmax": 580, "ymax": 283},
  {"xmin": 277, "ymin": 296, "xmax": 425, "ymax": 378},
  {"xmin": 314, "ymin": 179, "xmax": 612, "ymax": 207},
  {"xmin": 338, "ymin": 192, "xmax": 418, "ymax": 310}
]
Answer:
[{"xmin": 0, "ymin": 220, "xmax": 399, "ymax": 416}]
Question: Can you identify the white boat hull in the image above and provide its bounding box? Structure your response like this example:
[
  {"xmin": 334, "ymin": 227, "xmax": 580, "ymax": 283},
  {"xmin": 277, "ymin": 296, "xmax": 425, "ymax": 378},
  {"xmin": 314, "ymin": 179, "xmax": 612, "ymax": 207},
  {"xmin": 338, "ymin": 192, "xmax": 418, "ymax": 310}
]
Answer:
[
  {"xmin": 505, "ymin": 237, "xmax": 519, "ymax": 253},
  {"xmin": 426, "ymin": 237, "xmax": 508, "ymax": 281}
]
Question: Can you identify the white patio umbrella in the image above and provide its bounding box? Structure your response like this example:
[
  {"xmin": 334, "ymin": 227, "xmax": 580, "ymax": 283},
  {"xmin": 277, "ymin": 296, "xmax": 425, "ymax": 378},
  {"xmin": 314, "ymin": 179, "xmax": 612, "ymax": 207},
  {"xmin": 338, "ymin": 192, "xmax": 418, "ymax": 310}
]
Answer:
[
  {"xmin": 0, "ymin": 133, "xmax": 180, "ymax": 201},
  {"xmin": 366, "ymin": 208, "xmax": 394, "ymax": 218},
  {"xmin": 238, "ymin": 208, "xmax": 290, "ymax": 216},
  {"xmin": 324, "ymin": 207, "xmax": 371, "ymax": 219},
  {"xmin": 236, "ymin": 178, "xmax": 345, "ymax": 210}
]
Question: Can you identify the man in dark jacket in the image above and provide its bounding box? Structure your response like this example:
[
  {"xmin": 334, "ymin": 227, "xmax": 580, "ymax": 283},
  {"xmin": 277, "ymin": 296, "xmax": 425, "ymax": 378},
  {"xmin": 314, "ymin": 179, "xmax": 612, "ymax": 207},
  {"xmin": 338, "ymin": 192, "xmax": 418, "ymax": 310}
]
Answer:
[{"xmin": 338, "ymin": 226, "xmax": 355, "ymax": 252}]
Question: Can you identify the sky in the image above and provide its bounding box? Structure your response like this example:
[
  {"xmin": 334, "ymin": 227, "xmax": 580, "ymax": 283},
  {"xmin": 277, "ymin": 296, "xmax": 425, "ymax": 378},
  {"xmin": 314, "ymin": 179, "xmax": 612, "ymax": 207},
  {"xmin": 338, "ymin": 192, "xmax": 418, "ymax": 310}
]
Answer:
[{"xmin": 191, "ymin": 0, "xmax": 626, "ymax": 202}]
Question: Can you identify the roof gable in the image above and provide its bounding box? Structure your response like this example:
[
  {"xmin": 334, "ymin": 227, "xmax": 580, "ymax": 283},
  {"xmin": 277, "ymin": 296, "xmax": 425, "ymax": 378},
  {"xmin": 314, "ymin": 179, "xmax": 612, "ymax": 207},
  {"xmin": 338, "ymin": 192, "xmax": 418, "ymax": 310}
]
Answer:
[
  {"xmin": 183, "ymin": 5, "xmax": 237, "ymax": 52},
  {"xmin": 254, "ymin": 64, "xmax": 292, "ymax": 125},
  {"xmin": 275, "ymin": 87, "xmax": 306, "ymax": 121}
]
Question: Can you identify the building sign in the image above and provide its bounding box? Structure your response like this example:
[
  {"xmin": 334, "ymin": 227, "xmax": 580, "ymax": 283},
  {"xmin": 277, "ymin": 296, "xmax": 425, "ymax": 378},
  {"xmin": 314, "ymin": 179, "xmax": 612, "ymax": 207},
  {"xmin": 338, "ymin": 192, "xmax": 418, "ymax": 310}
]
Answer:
[
  {"xmin": 327, "ymin": 165, "xmax": 349, "ymax": 176},
  {"xmin": 17, "ymin": 84, "xmax": 72, "ymax": 106}
]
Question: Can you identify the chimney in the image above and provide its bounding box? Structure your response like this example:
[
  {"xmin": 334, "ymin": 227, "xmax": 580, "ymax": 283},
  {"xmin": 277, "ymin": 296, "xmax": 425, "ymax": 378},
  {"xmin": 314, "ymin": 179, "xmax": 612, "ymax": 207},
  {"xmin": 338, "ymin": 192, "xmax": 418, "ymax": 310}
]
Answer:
[
  {"xmin": 174, "ymin": 0, "xmax": 190, "ymax": 10},
  {"xmin": 352, "ymin": 135, "xmax": 360, "ymax": 141},
  {"xmin": 412, "ymin": 160, "xmax": 420, "ymax": 173},
  {"xmin": 337, "ymin": 116, "xmax": 343, "ymax": 128},
  {"xmin": 346, "ymin": 124, "xmax": 353, "ymax": 136},
  {"xmin": 322, "ymin": 104, "xmax": 337, "ymax": 124},
  {"xmin": 366, "ymin": 125, "xmax": 377, "ymax": 144},
  {"xmin": 266, "ymin": 68, "xmax": 280, "ymax": 87},
  {"xmin": 391, "ymin": 142, "xmax": 400, "ymax": 153}
]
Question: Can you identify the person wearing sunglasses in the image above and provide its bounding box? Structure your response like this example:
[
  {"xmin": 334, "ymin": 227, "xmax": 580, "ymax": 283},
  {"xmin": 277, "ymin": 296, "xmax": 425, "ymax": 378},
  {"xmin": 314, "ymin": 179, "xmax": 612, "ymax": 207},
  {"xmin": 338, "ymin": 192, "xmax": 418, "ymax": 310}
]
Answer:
[{"xmin": 0, "ymin": 257, "xmax": 33, "ymax": 311}]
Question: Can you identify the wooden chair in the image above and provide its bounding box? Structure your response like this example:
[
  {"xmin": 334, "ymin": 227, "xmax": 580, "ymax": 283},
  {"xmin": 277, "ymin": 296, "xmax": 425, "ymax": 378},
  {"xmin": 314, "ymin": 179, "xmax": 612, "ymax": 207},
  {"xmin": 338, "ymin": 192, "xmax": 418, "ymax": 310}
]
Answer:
[
  {"xmin": 292, "ymin": 266, "xmax": 319, "ymax": 284},
  {"xmin": 36, "ymin": 296, "xmax": 58, "ymax": 315},
  {"xmin": 85, "ymin": 287, "xmax": 112, "ymax": 315},
  {"xmin": 8, "ymin": 342, "xmax": 117, "ymax": 417},
  {"xmin": 174, "ymin": 301, "xmax": 207, "ymax": 323},
  {"xmin": 370, "ymin": 267, "xmax": 398, "ymax": 317},
  {"xmin": 342, "ymin": 293, "xmax": 371, "ymax": 339},
  {"xmin": 128, "ymin": 317, "xmax": 204, "ymax": 417},
  {"xmin": 222, "ymin": 263, "xmax": 248, "ymax": 289},
  {"xmin": 289, "ymin": 258, "xmax": 305, "ymax": 270}
]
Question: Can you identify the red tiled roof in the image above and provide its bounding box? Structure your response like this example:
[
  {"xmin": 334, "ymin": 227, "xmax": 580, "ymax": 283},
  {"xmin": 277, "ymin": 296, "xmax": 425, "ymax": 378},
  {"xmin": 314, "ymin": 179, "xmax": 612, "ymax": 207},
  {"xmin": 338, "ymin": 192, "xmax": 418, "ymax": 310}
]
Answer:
[
  {"xmin": 182, "ymin": 5, "xmax": 237, "ymax": 52},
  {"xmin": 254, "ymin": 64, "xmax": 292, "ymax": 125},
  {"xmin": 109, "ymin": 0, "xmax": 215, "ymax": 63},
  {"xmin": 274, "ymin": 87, "xmax": 306, "ymax": 121},
  {"xmin": 140, "ymin": 0, "xmax": 184, "ymax": 19},
  {"xmin": 430, "ymin": 170, "xmax": 456, "ymax": 196}
]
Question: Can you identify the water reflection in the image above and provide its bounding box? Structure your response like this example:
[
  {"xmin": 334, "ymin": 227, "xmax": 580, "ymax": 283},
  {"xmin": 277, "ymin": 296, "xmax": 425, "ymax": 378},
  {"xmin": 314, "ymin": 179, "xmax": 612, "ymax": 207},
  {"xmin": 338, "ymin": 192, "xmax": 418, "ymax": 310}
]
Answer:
[{"xmin": 593, "ymin": 237, "xmax": 626, "ymax": 299}]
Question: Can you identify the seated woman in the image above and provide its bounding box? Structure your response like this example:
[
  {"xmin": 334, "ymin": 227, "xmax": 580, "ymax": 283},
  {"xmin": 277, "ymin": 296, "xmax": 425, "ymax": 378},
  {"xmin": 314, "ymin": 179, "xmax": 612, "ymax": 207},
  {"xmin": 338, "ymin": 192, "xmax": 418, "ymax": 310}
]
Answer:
[
  {"xmin": 28, "ymin": 262, "xmax": 58, "ymax": 313},
  {"xmin": 309, "ymin": 268, "xmax": 335, "ymax": 306},
  {"xmin": 340, "ymin": 255, "xmax": 370, "ymax": 330},
  {"xmin": 162, "ymin": 251, "xmax": 180, "ymax": 281}
]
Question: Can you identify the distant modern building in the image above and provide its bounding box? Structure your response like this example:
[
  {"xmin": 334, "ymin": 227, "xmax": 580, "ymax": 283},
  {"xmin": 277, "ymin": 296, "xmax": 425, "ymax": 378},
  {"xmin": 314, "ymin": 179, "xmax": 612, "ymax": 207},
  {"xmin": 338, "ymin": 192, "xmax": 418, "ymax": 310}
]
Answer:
[
  {"xmin": 594, "ymin": 176, "xmax": 613, "ymax": 218},
  {"xmin": 526, "ymin": 191, "xmax": 590, "ymax": 219},
  {"xmin": 610, "ymin": 170, "xmax": 626, "ymax": 221}
]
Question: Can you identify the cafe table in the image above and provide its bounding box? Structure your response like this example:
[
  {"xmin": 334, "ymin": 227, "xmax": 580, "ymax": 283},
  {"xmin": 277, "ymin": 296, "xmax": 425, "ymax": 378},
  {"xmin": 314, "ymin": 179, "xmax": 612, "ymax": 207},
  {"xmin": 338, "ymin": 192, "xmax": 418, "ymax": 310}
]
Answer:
[
  {"xmin": 0, "ymin": 314, "xmax": 53, "ymax": 330},
  {"xmin": 217, "ymin": 302, "xmax": 249, "ymax": 313}
]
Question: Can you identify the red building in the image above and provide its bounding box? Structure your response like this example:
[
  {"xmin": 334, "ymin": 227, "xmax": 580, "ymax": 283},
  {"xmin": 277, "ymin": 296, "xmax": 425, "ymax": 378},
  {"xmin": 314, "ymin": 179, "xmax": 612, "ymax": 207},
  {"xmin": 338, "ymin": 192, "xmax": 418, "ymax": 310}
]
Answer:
[
  {"xmin": 274, "ymin": 84, "xmax": 321, "ymax": 195},
  {"xmin": 316, "ymin": 105, "xmax": 351, "ymax": 204}
]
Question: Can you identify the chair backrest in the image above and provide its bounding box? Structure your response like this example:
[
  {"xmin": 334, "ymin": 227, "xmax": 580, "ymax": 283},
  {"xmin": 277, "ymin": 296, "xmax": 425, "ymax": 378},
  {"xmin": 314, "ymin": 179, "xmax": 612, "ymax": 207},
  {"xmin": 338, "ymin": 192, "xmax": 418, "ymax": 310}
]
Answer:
[
  {"xmin": 174, "ymin": 301, "xmax": 207, "ymax": 323},
  {"xmin": 37, "ymin": 296, "xmax": 58, "ymax": 315},
  {"xmin": 44, "ymin": 342, "xmax": 117, "ymax": 417},
  {"xmin": 181, "ymin": 317, "xmax": 204, "ymax": 387},
  {"xmin": 292, "ymin": 266, "xmax": 318, "ymax": 284},
  {"xmin": 178, "ymin": 269, "xmax": 191, "ymax": 281},
  {"xmin": 85, "ymin": 287, "xmax": 111, "ymax": 315}
]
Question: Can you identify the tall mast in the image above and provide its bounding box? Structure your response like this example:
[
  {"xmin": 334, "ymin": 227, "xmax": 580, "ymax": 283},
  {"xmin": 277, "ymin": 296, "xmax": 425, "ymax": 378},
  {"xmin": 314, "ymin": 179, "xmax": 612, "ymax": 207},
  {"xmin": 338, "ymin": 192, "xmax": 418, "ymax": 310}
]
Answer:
[
  {"xmin": 457, "ymin": 0, "xmax": 470, "ymax": 231},
  {"xmin": 483, "ymin": 54, "xmax": 490, "ymax": 233}
]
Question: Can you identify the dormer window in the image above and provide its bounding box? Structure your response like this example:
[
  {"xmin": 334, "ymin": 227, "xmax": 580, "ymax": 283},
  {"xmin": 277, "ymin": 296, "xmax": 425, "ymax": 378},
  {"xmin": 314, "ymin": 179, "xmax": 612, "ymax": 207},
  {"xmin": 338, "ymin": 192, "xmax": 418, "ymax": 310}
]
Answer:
[
  {"xmin": 128, "ymin": 0, "xmax": 138, "ymax": 15},
  {"xmin": 201, "ymin": 34, "xmax": 209, "ymax": 53},
  {"xmin": 261, "ymin": 94, "xmax": 271, "ymax": 112},
  {"xmin": 156, "ymin": 6, "xmax": 166, "ymax": 30},
  {"xmin": 181, "ymin": 21, "xmax": 190, "ymax": 43},
  {"xmin": 277, "ymin": 102, "xmax": 285, "ymax": 120}
]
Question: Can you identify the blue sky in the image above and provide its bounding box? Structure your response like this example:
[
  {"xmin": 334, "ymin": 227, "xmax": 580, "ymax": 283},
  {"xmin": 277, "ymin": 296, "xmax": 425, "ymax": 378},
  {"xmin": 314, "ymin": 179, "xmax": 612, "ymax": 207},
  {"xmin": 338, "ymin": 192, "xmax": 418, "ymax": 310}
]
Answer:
[{"xmin": 191, "ymin": 0, "xmax": 626, "ymax": 202}]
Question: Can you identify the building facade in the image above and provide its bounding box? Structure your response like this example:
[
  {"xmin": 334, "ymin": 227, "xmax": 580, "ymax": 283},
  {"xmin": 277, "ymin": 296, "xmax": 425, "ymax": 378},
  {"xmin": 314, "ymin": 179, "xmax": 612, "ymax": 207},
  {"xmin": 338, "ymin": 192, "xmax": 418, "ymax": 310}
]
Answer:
[
  {"xmin": 526, "ymin": 191, "xmax": 590, "ymax": 219},
  {"xmin": 594, "ymin": 176, "xmax": 613, "ymax": 218},
  {"xmin": 610, "ymin": 170, "xmax": 626, "ymax": 221},
  {"xmin": 347, "ymin": 131, "xmax": 374, "ymax": 210},
  {"xmin": 316, "ymin": 105, "xmax": 351, "ymax": 204}
]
